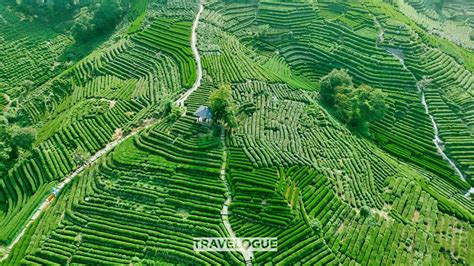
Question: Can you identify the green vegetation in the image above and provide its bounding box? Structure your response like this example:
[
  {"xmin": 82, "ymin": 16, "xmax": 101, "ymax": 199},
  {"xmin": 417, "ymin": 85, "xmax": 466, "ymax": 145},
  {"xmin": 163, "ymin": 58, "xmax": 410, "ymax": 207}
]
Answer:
[
  {"xmin": 12, "ymin": 117, "xmax": 242, "ymax": 264},
  {"xmin": 0, "ymin": 0, "xmax": 473, "ymax": 265},
  {"xmin": 127, "ymin": 0, "xmax": 148, "ymax": 33},
  {"xmin": 0, "ymin": 115, "xmax": 36, "ymax": 174},
  {"xmin": 133, "ymin": 17, "xmax": 197, "ymax": 88},
  {"xmin": 166, "ymin": 102, "xmax": 184, "ymax": 123},
  {"xmin": 0, "ymin": 0, "xmax": 198, "ymax": 246},
  {"xmin": 12, "ymin": 0, "xmax": 78, "ymax": 17},
  {"xmin": 320, "ymin": 69, "xmax": 387, "ymax": 134},
  {"xmin": 72, "ymin": 0, "xmax": 126, "ymax": 42},
  {"xmin": 208, "ymin": 84, "xmax": 237, "ymax": 128},
  {"xmin": 320, "ymin": 69, "xmax": 353, "ymax": 106},
  {"xmin": 8, "ymin": 0, "xmax": 129, "ymax": 46}
]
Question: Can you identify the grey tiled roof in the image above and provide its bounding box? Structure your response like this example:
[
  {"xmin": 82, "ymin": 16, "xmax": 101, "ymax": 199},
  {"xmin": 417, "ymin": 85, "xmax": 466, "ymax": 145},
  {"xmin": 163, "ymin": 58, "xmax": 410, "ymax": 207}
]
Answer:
[{"xmin": 194, "ymin": 105, "xmax": 213, "ymax": 119}]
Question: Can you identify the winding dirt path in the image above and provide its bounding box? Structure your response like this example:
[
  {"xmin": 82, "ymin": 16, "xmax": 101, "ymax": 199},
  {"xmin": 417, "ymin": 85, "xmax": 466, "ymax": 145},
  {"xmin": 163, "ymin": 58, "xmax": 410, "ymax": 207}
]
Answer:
[
  {"xmin": 386, "ymin": 49, "xmax": 467, "ymax": 183},
  {"xmin": 220, "ymin": 130, "xmax": 254, "ymax": 265},
  {"xmin": 176, "ymin": 4, "xmax": 204, "ymax": 107}
]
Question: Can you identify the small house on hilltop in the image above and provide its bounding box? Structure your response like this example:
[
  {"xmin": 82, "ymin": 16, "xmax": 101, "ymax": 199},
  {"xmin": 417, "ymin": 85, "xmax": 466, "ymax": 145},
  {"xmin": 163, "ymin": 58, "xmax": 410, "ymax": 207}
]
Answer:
[{"xmin": 194, "ymin": 105, "xmax": 213, "ymax": 123}]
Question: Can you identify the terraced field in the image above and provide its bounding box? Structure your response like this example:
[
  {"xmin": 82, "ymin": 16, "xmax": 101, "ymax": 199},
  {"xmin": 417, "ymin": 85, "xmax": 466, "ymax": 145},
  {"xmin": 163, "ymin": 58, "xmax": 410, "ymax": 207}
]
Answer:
[
  {"xmin": 1, "ymin": 0, "xmax": 473, "ymax": 265},
  {"xmin": 0, "ymin": 5, "xmax": 73, "ymax": 90},
  {"xmin": 7, "ymin": 119, "xmax": 244, "ymax": 265},
  {"xmin": 0, "ymin": 0, "xmax": 198, "ymax": 246},
  {"xmin": 401, "ymin": 0, "xmax": 474, "ymax": 49}
]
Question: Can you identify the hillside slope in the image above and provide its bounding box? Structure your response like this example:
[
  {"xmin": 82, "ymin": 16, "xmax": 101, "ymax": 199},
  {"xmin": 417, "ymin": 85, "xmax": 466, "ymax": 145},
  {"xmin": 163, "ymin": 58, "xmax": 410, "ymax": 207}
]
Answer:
[{"xmin": 1, "ymin": 0, "xmax": 473, "ymax": 265}]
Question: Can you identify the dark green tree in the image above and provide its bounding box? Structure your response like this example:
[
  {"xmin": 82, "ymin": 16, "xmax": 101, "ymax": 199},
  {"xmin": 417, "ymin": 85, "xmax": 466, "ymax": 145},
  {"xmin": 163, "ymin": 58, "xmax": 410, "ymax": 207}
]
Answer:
[
  {"xmin": 309, "ymin": 218, "xmax": 322, "ymax": 235},
  {"xmin": 15, "ymin": 0, "xmax": 76, "ymax": 18},
  {"xmin": 0, "ymin": 117, "xmax": 36, "ymax": 172},
  {"xmin": 319, "ymin": 69, "xmax": 353, "ymax": 105},
  {"xmin": 0, "ymin": 116, "xmax": 11, "ymax": 172},
  {"xmin": 209, "ymin": 84, "xmax": 237, "ymax": 128},
  {"xmin": 71, "ymin": 0, "xmax": 126, "ymax": 42},
  {"xmin": 360, "ymin": 206, "xmax": 371, "ymax": 217},
  {"xmin": 71, "ymin": 9, "xmax": 96, "ymax": 41},
  {"xmin": 162, "ymin": 99, "xmax": 174, "ymax": 116},
  {"xmin": 320, "ymin": 69, "xmax": 387, "ymax": 135},
  {"xmin": 336, "ymin": 84, "xmax": 387, "ymax": 134},
  {"xmin": 10, "ymin": 126, "xmax": 37, "ymax": 150},
  {"xmin": 0, "ymin": 141, "xmax": 11, "ymax": 173},
  {"xmin": 94, "ymin": 0, "xmax": 125, "ymax": 33}
]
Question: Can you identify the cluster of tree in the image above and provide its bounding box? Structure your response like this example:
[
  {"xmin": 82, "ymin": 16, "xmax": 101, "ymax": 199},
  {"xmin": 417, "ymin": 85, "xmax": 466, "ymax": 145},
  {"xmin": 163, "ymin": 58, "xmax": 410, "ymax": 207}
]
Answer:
[
  {"xmin": 208, "ymin": 84, "xmax": 237, "ymax": 129},
  {"xmin": 320, "ymin": 69, "xmax": 387, "ymax": 135},
  {"xmin": 13, "ymin": 0, "xmax": 81, "ymax": 17},
  {"xmin": 71, "ymin": 0, "xmax": 127, "ymax": 42},
  {"xmin": 148, "ymin": 97, "xmax": 184, "ymax": 125},
  {"xmin": 0, "ymin": 115, "xmax": 36, "ymax": 173},
  {"xmin": 12, "ymin": 0, "xmax": 127, "ymax": 43}
]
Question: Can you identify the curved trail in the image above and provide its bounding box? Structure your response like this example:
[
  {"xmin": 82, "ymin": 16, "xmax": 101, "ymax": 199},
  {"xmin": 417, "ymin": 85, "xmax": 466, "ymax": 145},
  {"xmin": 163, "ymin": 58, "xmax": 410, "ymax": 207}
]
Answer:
[
  {"xmin": 465, "ymin": 187, "xmax": 474, "ymax": 198},
  {"xmin": 386, "ymin": 50, "xmax": 467, "ymax": 183},
  {"xmin": 176, "ymin": 4, "xmax": 204, "ymax": 107},
  {"xmin": 1, "ymin": 3, "xmax": 206, "ymax": 262},
  {"xmin": 185, "ymin": 4, "xmax": 252, "ymax": 263},
  {"xmin": 220, "ymin": 131, "xmax": 254, "ymax": 265},
  {"xmin": 420, "ymin": 91, "xmax": 466, "ymax": 181}
]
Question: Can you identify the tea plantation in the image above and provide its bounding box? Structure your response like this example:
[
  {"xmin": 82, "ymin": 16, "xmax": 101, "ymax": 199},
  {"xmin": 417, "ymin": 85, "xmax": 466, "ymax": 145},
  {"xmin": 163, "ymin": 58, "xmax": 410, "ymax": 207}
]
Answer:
[{"xmin": 0, "ymin": 0, "xmax": 473, "ymax": 265}]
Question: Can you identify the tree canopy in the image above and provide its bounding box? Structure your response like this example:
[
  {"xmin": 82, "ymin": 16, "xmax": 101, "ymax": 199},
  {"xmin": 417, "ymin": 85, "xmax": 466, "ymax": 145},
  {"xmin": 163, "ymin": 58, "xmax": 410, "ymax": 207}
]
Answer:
[
  {"xmin": 320, "ymin": 69, "xmax": 387, "ymax": 135},
  {"xmin": 208, "ymin": 84, "xmax": 237, "ymax": 128},
  {"xmin": 320, "ymin": 69, "xmax": 353, "ymax": 106},
  {"xmin": 10, "ymin": 126, "xmax": 37, "ymax": 150},
  {"xmin": 360, "ymin": 206, "xmax": 371, "ymax": 217},
  {"xmin": 71, "ymin": 0, "xmax": 126, "ymax": 42},
  {"xmin": 0, "ymin": 116, "xmax": 37, "ymax": 174},
  {"xmin": 12, "ymin": 0, "xmax": 127, "ymax": 42}
]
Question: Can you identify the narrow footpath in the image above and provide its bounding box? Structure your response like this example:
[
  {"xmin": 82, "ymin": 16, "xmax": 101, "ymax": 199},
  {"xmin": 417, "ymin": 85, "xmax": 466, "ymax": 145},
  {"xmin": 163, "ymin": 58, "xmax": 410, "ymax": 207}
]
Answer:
[
  {"xmin": 386, "ymin": 49, "xmax": 467, "ymax": 183},
  {"xmin": 176, "ymin": 4, "xmax": 204, "ymax": 107},
  {"xmin": 220, "ymin": 130, "xmax": 254, "ymax": 265}
]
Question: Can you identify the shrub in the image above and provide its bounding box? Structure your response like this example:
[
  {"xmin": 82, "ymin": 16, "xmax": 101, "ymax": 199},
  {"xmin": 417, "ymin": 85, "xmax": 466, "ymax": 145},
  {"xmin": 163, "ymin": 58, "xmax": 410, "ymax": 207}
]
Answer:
[
  {"xmin": 310, "ymin": 218, "xmax": 322, "ymax": 235},
  {"xmin": 360, "ymin": 206, "xmax": 371, "ymax": 217},
  {"xmin": 167, "ymin": 103, "xmax": 184, "ymax": 123}
]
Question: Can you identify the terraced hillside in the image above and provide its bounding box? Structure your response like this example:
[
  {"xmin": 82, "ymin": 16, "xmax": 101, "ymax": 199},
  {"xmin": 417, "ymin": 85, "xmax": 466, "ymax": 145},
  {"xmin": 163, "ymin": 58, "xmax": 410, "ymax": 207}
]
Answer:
[
  {"xmin": 0, "ymin": 0, "xmax": 198, "ymax": 245},
  {"xmin": 1, "ymin": 0, "xmax": 473, "ymax": 265},
  {"xmin": 7, "ymin": 118, "xmax": 244, "ymax": 265},
  {"xmin": 0, "ymin": 5, "xmax": 73, "ymax": 90},
  {"xmin": 400, "ymin": 0, "xmax": 474, "ymax": 50}
]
